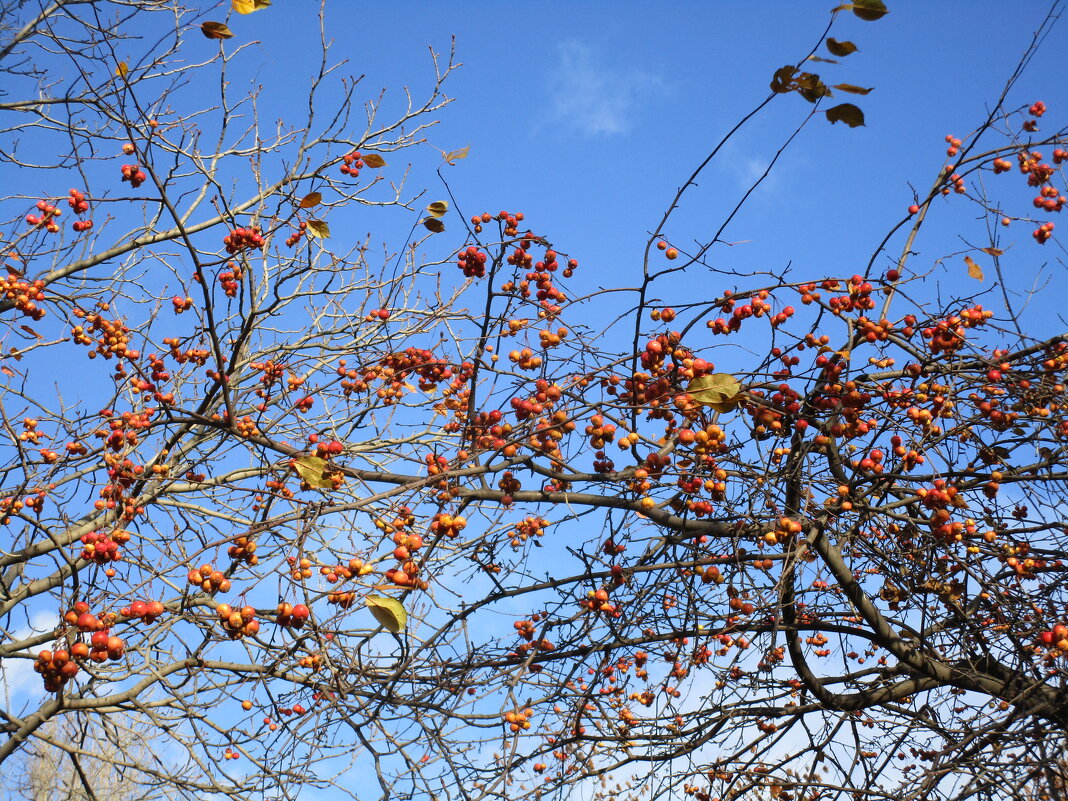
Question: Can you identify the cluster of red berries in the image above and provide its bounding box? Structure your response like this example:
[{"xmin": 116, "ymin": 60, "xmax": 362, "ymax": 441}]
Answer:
[
  {"xmin": 1033, "ymin": 185, "xmax": 1065, "ymax": 213},
  {"xmin": 1039, "ymin": 623, "xmax": 1068, "ymax": 655},
  {"xmin": 79, "ymin": 528, "xmax": 131, "ymax": 565},
  {"xmin": 274, "ymin": 601, "xmax": 310, "ymax": 628},
  {"xmin": 187, "ymin": 563, "xmax": 232, "ymax": 594},
  {"xmin": 1034, "ymin": 222, "xmax": 1055, "ymax": 244},
  {"xmin": 468, "ymin": 209, "xmax": 525, "ymax": 236},
  {"xmin": 0, "ymin": 272, "xmax": 46, "ymax": 320},
  {"xmin": 222, "ymin": 227, "xmax": 264, "ymax": 254},
  {"xmin": 118, "ymin": 599, "xmax": 166, "ymax": 624},
  {"xmin": 944, "ymin": 134, "xmax": 962, "ymax": 157},
  {"xmin": 216, "ymin": 603, "xmax": 260, "ymax": 639},
  {"xmin": 286, "ymin": 220, "xmax": 307, "ymax": 247},
  {"xmin": 25, "ymin": 200, "xmax": 60, "ymax": 232},
  {"xmin": 35, "ymin": 648, "xmax": 81, "ymax": 691},
  {"xmin": 120, "ymin": 163, "xmax": 147, "ymax": 188},
  {"xmin": 218, "ymin": 263, "xmax": 242, "ymax": 295},
  {"xmin": 340, "ymin": 150, "xmax": 364, "ymax": 177},
  {"xmin": 67, "ymin": 188, "xmax": 93, "ymax": 231},
  {"xmin": 457, "ymin": 245, "xmax": 488, "ymax": 278}
]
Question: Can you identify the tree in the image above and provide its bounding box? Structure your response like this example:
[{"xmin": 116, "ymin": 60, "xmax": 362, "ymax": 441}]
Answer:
[{"xmin": 1, "ymin": 2, "xmax": 1067, "ymax": 801}]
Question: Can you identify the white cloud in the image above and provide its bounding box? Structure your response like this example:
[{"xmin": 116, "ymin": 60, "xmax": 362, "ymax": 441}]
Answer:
[{"xmin": 547, "ymin": 40, "xmax": 663, "ymax": 137}]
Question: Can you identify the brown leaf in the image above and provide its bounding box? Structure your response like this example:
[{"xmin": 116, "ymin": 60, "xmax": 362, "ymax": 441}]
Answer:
[
  {"xmin": 852, "ymin": 0, "xmax": 888, "ymax": 21},
  {"xmin": 19, "ymin": 325, "xmax": 41, "ymax": 339},
  {"xmin": 796, "ymin": 73, "xmax": 831, "ymax": 103},
  {"xmin": 825, "ymin": 103, "xmax": 865, "ymax": 127},
  {"xmin": 826, "ymin": 38, "xmax": 858, "ymax": 56},
  {"xmin": 298, "ymin": 192, "xmax": 322, "ymax": 209},
  {"xmin": 305, "ymin": 220, "xmax": 330, "ymax": 239},
  {"xmin": 980, "ymin": 247, "xmax": 1004, "ymax": 256},
  {"xmin": 361, "ymin": 153, "xmax": 386, "ymax": 168},
  {"xmin": 200, "ymin": 21, "xmax": 234, "ymax": 40},
  {"xmin": 964, "ymin": 255, "xmax": 984, "ymax": 281},
  {"xmin": 771, "ymin": 65, "xmax": 798, "ymax": 94},
  {"xmin": 425, "ymin": 200, "xmax": 448, "ymax": 218},
  {"xmin": 0, "ymin": 366, "xmax": 14, "ymax": 377},
  {"xmin": 806, "ymin": 56, "xmax": 839, "ymax": 64},
  {"xmin": 422, "ymin": 217, "xmax": 445, "ymax": 233},
  {"xmin": 831, "ymin": 83, "xmax": 874, "ymax": 95}
]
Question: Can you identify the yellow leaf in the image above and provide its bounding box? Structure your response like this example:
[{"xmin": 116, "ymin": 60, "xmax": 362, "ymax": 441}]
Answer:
[
  {"xmin": 231, "ymin": 0, "xmax": 256, "ymax": 12},
  {"xmin": 831, "ymin": 84, "xmax": 874, "ymax": 95},
  {"xmin": 362, "ymin": 153, "xmax": 386, "ymax": 168},
  {"xmin": 305, "ymin": 220, "xmax": 330, "ymax": 239},
  {"xmin": 200, "ymin": 21, "xmax": 235, "ymax": 40},
  {"xmin": 291, "ymin": 454, "xmax": 337, "ymax": 489},
  {"xmin": 425, "ymin": 200, "xmax": 449, "ymax": 218},
  {"xmin": 116, "ymin": 61, "xmax": 129, "ymax": 79},
  {"xmin": 299, "ymin": 192, "xmax": 322, "ymax": 209},
  {"xmin": 964, "ymin": 255, "xmax": 984, "ymax": 281},
  {"xmin": 444, "ymin": 145, "xmax": 470, "ymax": 163},
  {"xmin": 688, "ymin": 374, "xmax": 743, "ymax": 411},
  {"xmin": 365, "ymin": 595, "xmax": 407, "ymax": 632},
  {"xmin": 981, "ymin": 247, "xmax": 1004, "ymax": 256},
  {"xmin": 825, "ymin": 103, "xmax": 865, "ymax": 127},
  {"xmin": 826, "ymin": 38, "xmax": 858, "ymax": 56},
  {"xmin": 422, "ymin": 217, "xmax": 445, "ymax": 233}
]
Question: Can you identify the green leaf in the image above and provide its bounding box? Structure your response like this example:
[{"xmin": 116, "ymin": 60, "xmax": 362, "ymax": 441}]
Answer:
[
  {"xmin": 825, "ymin": 103, "xmax": 865, "ymax": 127},
  {"xmin": 365, "ymin": 595, "xmax": 407, "ymax": 632},
  {"xmin": 292, "ymin": 455, "xmax": 336, "ymax": 489},
  {"xmin": 826, "ymin": 38, "xmax": 858, "ymax": 56},
  {"xmin": 305, "ymin": 219, "xmax": 330, "ymax": 239},
  {"xmin": 688, "ymin": 373, "xmax": 743, "ymax": 412},
  {"xmin": 425, "ymin": 200, "xmax": 449, "ymax": 218}
]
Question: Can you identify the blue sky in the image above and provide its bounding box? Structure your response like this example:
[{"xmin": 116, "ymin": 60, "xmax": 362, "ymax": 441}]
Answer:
[{"xmin": 214, "ymin": 0, "xmax": 1067, "ymax": 340}]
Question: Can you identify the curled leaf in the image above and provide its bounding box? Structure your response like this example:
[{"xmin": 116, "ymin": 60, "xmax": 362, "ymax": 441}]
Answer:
[
  {"xmin": 425, "ymin": 200, "xmax": 449, "ymax": 218},
  {"xmin": 422, "ymin": 217, "xmax": 445, "ymax": 233},
  {"xmin": 771, "ymin": 65, "xmax": 798, "ymax": 93},
  {"xmin": 826, "ymin": 38, "xmax": 858, "ymax": 56},
  {"xmin": 233, "ymin": 0, "xmax": 270, "ymax": 12},
  {"xmin": 825, "ymin": 103, "xmax": 865, "ymax": 127},
  {"xmin": 305, "ymin": 220, "xmax": 330, "ymax": 239},
  {"xmin": 964, "ymin": 255, "xmax": 984, "ymax": 281},
  {"xmin": 688, "ymin": 373, "xmax": 743, "ymax": 412},
  {"xmin": 365, "ymin": 595, "xmax": 407, "ymax": 633},
  {"xmin": 796, "ymin": 73, "xmax": 831, "ymax": 103},
  {"xmin": 291, "ymin": 454, "xmax": 338, "ymax": 489},
  {"xmin": 831, "ymin": 83, "xmax": 874, "ymax": 95},
  {"xmin": 980, "ymin": 247, "xmax": 1004, "ymax": 256},
  {"xmin": 361, "ymin": 153, "xmax": 387, "ymax": 168},
  {"xmin": 298, "ymin": 192, "xmax": 322, "ymax": 209},
  {"xmin": 806, "ymin": 56, "xmax": 839, "ymax": 64},
  {"xmin": 444, "ymin": 145, "xmax": 470, "ymax": 163},
  {"xmin": 200, "ymin": 21, "xmax": 234, "ymax": 40},
  {"xmin": 116, "ymin": 61, "xmax": 129, "ymax": 79}
]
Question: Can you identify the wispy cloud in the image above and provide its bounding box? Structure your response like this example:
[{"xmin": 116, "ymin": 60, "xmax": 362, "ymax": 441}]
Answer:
[{"xmin": 547, "ymin": 40, "xmax": 663, "ymax": 137}]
